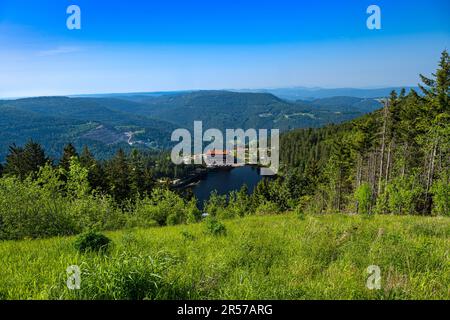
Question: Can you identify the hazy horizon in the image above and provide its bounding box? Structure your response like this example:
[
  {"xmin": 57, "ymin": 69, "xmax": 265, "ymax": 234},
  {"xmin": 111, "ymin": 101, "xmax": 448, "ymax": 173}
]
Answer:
[{"xmin": 0, "ymin": 85, "xmax": 423, "ymax": 100}]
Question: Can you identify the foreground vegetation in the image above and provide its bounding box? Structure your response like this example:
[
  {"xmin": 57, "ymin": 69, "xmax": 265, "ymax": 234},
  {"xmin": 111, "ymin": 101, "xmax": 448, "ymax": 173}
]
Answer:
[{"xmin": 0, "ymin": 213, "xmax": 448, "ymax": 300}]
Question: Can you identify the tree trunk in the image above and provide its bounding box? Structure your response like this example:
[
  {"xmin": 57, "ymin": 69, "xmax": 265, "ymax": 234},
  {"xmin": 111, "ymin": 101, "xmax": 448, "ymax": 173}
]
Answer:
[
  {"xmin": 424, "ymin": 138, "xmax": 438, "ymax": 214},
  {"xmin": 378, "ymin": 100, "xmax": 389, "ymax": 196},
  {"xmin": 385, "ymin": 141, "xmax": 392, "ymax": 187}
]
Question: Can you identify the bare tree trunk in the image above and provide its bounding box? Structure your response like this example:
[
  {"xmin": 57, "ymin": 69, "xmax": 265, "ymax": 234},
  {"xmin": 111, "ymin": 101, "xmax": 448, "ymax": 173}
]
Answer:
[
  {"xmin": 385, "ymin": 141, "xmax": 392, "ymax": 187},
  {"xmin": 401, "ymin": 142, "xmax": 408, "ymax": 178},
  {"xmin": 378, "ymin": 100, "xmax": 389, "ymax": 196},
  {"xmin": 356, "ymin": 156, "xmax": 362, "ymax": 187},
  {"xmin": 424, "ymin": 138, "xmax": 438, "ymax": 214},
  {"xmin": 337, "ymin": 168, "xmax": 342, "ymax": 212},
  {"xmin": 426, "ymin": 139, "xmax": 438, "ymax": 193}
]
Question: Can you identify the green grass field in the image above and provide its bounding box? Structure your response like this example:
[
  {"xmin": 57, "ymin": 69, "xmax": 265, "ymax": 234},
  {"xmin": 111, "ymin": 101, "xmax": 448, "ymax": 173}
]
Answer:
[{"xmin": 0, "ymin": 213, "xmax": 449, "ymax": 300}]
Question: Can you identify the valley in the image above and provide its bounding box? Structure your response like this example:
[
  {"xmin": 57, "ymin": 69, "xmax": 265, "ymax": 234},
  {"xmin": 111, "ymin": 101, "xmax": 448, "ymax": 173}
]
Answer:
[{"xmin": 0, "ymin": 91, "xmax": 381, "ymax": 161}]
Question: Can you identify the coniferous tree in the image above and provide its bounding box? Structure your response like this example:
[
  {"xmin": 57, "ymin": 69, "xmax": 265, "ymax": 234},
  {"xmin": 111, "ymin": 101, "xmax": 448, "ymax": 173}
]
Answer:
[
  {"xmin": 59, "ymin": 143, "xmax": 79, "ymax": 172},
  {"xmin": 107, "ymin": 149, "xmax": 131, "ymax": 203},
  {"xmin": 5, "ymin": 141, "xmax": 49, "ymax": 179},
  {"xmin": 3, "ymin": 144, "xmax": 26, "ymax": 179},
  {"xmin": 22, "ymin": 140, "xmax": 49, "ymax": 175},
  {"xmin": 80, "ymin": 146, "xmax": 106, "ymax": 191},
  {"xmin": 129, "ymin": 149, "xmax": 147, "ymax": 197},
  {"xmin": 418, "ymin": 50, "xmax": 450, "ymax": 212}
]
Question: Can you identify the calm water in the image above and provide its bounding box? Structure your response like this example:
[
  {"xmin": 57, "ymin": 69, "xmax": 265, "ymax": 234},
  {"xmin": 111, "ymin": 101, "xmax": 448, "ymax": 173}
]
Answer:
[{"xmin": 192, "ymin": 166, "xmax": 265, "ymax": 207}]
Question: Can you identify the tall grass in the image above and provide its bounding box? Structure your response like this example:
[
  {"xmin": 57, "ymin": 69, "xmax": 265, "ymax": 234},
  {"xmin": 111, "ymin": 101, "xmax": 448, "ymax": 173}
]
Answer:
[{"xmin": 0, "ymin": 214, "xmax": 448, "ymax": 300}]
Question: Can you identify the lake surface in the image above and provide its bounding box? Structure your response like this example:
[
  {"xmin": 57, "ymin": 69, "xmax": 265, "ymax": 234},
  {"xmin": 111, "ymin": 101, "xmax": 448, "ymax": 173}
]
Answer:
[{"xmin": 192, "ymin": 166, "xmax": 265, "ymax": 207}]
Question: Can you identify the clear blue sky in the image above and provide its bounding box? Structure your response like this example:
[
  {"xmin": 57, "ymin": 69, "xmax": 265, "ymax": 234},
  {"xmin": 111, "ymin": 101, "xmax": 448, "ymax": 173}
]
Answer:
[{"xmin": 0, "ymin": 0, "xmax": 449, "ymax": 97}]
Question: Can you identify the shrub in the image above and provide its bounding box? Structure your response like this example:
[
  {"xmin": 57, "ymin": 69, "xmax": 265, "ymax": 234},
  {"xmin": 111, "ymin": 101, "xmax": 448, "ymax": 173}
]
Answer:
[
  {"xmin": 0, "ymin": 175, "xmax": 76, "ymax": 240},
  {"xmin": 132, "ymin": 189, "xmax": 188, "ymax": 226},
  {"xmin": 204, "ymin": 217, "xmax": 227, "ymax": 236},
  {"xmin": 186, "ymin": 198, "xmax": 202, "ymax": 223},
  {"xmin": 68, "ymin": 195, "xmax": 124, "ymax": 232},
  {"xmin": 74, "ymin": 230, "xmax": 112, "ymax": 253},
  {"xmin": 375, "ymin": 175, "xmax": 423, "ymax": 215},
  {"xmin": 430, "ymin": 170, "xmax": 449, "ymax": 216},
  {"xmin": 255, "ymin": 201, "xmax": 280, "ymax": 215},
  {"xmin": 294, "ymin": 205, "xmax": 306, "ymax": 220},
  {"xmin": 203, "ymin": 191, "xmax": 227, "ymax": 218},
  {"xmin": 294, "ymin": 195, "xmax": 312, "ymax": 220},
  {"xmin": 181, "ymin": 230, "xmax": 196, "ymax": 241},
  {"xmin": 354, "ymin": 183, "xmax": 372, "ymax": 215}
]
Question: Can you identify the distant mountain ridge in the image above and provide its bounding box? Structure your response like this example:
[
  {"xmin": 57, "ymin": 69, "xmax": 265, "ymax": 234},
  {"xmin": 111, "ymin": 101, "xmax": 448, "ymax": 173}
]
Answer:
[
  {"xmin": 0, "ymin": 90, "xmax": 382, "ymax": 161},
  {"xmin": 66, "ymin": 86, "xmax": 419, "ymax": 101},
  {"xmin": 109, "ymin": 90, "xmax": 381, "ymax": 132},
  {"xmin": 232, "ymin": 86, "xmax": 420, "ymax": 100}
]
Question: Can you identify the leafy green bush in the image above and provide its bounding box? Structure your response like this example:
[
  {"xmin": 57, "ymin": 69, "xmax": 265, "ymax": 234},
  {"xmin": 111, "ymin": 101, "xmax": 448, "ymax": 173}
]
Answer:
[
  {"xmin": 375, "ymin": 175, "xmax": 423, "ymax": 215},
  {"xmin": 0, "ymin": 174, "xmax": 75, "ymax": 240},
  {"xmin": 74, "ymin": 230, "xmax": 112, "ymax": 253},
  {"xmin": 185, "ymin": 198, "xmax": 202, "ymax": 223},
  {"xmin": 354, "ymin": 183, "xmax": 372, "ymax": 215},
  {"xmin": 203, "ymin": 191, "xmax": 227, "ymax": 218},
  {"xmin": 226, "ymin": 186, "xmax": 251, "ymax": 218},
  {"xmin": 430, "ymin": 170, "xmax": 449, "ymax": 216},
  {"xmin": 180, "ymin": 230, "xmax": 196, "ymax": 241},
  {"xmin": 255, "ymin": 201, "xmax": 280, "ymax": 215},
  {"xmin": 132, "ymin": 188, "xmax": 188, "ymax": 226},
  {"xmin": 204, "ymin": 217, "xmax": 227, "ymax": 236},
  {"xmin": 294, "ymin": 205, "xmax": 306, "ymax": 220}
]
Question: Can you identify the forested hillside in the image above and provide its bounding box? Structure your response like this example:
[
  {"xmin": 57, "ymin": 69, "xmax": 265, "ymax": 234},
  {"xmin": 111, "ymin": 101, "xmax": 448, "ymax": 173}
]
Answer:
[
  {"xmin": 114, "ymin": 90, "xmax": 380, "ymax": 132},
  {"xmin": 277, "ymin": 51, "xmax": 449, "ymax": 216},
  {"xmin": 0, "ymin": 97, "xmax": 176, "ymax": 161},
  {"xmin": 0, "ymin": 92, "xmax": 380, "ymax": 161}
]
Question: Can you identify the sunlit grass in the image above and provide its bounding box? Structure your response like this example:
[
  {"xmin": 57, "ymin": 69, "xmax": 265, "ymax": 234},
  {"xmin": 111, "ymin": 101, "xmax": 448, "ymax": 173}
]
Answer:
[{"xmin": 0, "ymin": 213, "xmax": 448, "ymax": 300}]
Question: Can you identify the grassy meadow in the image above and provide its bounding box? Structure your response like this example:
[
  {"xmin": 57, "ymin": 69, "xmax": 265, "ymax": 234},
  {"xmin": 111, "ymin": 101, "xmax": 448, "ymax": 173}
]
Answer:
[{"xmin": 0, "ymin": 213, "xmax": 449, "ymax": 300}]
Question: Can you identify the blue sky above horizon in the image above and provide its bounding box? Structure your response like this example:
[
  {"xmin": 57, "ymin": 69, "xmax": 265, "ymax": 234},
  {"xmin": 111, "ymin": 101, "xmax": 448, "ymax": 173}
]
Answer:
[{"xmin": 0, "ymin": 0, "xmax": 449, "ymax": 97}]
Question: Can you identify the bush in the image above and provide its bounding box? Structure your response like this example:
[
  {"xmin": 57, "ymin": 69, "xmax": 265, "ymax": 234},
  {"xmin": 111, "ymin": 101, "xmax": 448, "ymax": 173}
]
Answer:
[
  {"xmin": 204, "ymin": 217, "xmax": 227, "ymax": 236},
  {"xmin": 186, "ymin": 198, "xmax": 202, "ymax": 223},
  {"xmin": 203, "ymin": 191, "xmax": 227, "ymax": 218},
  {"xmin": 294, "ymin": 195, "xmax": 312, "ymax": 220},
  {"xmin": 132, "ymin": 189, "xmax": 189, "ymax": 226},
  {"xmin": 74, "ymin": 230, "xmax": 112, "ymax": 253},
  {"xmin": 354, "ymin": 183, "xmax": 372, "ymax": 215},
  {"xmin": 430, "ymin": 170, "xmax": 450, "ymax": 216},
  {"xmin": 181, "ymin": 230, "xmax": 196, "ymax": 241},
  {"xmin": 294, "ymin": 205, "xmax": 306, "ymax": 220},
  {"xmin": 0, "ymin": 164, "xmax": 128, "ymax": 240},
  {"xmin": 0, "ymin": 175, "xmax": 76, "ymax": 240},
  {"xmin": 375, "ymin": 175, "xmax": 423, "ymax": 215},
  {"xmin": 255, "ymin": 201, "xmax": 280, "ymax": 215}
]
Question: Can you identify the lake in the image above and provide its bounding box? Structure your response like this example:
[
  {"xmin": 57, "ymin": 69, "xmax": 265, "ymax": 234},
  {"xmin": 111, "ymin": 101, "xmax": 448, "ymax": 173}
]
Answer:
[{"xmin": 192, "ymin": 166, "xmax": 266, "ymax": 207}]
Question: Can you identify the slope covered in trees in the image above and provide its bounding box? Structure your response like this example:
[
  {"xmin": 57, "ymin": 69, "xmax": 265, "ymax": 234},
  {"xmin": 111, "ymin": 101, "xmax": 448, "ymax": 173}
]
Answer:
[
  {"xmin": 277, "ymin": 51, "xmax": 449, "ymax": 216},
  {"xmin": 0, "ymin": 92, "xmax": 380, "ymax": 161},
  {"xmin": 114, "ymin": 90, "xmax": 381, "ymax": 132},
  {"xmin": 0, "ymin": 97, "xmax": 176, "ymax": 161}
]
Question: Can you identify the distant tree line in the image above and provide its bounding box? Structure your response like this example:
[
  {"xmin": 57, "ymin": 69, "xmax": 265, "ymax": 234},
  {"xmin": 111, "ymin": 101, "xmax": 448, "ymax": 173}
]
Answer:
[{"xmin": 0, "ymin": 142, "xmax": 198, "ymax": 203}]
